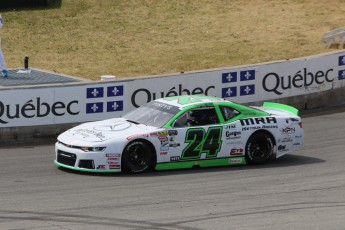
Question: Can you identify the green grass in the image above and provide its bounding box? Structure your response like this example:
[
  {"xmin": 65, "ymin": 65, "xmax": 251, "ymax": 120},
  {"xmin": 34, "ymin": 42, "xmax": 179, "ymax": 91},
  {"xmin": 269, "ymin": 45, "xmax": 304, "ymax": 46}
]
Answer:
[{"xmin": 1, "ymin": 0, "xmax": 344, "ymax": 80}]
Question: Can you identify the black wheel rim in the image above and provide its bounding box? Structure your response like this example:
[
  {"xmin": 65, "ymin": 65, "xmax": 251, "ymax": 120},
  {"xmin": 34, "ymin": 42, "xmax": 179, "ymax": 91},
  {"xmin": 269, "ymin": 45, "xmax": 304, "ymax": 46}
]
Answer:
[
  {"xmin": 127, "ymin": 145, "xmax": 149, "ymax": 169},
  {"xmin": 249, "ymin": 136, "xmax": 272, "ymax": 161}
]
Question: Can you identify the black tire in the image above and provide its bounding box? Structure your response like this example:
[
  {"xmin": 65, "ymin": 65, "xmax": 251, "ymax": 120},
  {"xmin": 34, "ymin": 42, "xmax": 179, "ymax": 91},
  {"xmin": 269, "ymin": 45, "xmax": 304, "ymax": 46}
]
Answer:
[
  {"xmin": 245, "ymin": 132, "xmax": 274, "ymax": 164},
  {"xmin": 122, "ymin": 141, "xmax": 154, "ymax": 173}
]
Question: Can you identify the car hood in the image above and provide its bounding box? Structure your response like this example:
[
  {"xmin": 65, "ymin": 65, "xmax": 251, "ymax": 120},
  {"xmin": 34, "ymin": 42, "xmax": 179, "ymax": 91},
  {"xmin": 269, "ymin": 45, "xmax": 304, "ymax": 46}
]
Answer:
[{"xmin": 60, "ymin": 118, "xmax": 157, "ymax": 142}]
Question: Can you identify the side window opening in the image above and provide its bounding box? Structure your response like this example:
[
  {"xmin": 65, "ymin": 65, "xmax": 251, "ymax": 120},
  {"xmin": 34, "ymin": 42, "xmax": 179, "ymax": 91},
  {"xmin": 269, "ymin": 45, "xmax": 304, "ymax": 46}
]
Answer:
[
  {"xmin": 220, "ymin": 106, "xmax": 240, "ymax": 121},
  {"xmin": 173, "ymin": 113, "xmax": 188, "ymax": 127},
  {"xmin": 173, "ymin": 107, "xmax": 219, "ymax": 127}
]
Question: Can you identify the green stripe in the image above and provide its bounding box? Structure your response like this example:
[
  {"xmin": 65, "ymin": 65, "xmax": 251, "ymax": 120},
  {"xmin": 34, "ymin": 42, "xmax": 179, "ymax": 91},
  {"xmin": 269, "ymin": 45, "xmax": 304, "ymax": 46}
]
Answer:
[
  {"xmin": 155, "ymin": 157, "xmax": 246, "ymax": 170},
  {"xmin": 54, "ymin": 161, "xmax": 121, "ymax": 173}
]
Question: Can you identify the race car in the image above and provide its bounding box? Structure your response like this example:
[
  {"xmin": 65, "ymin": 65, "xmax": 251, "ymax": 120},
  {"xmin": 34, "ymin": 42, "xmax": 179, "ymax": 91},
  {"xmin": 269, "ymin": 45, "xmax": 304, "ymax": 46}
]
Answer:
[{"xmin": 54, "ymin": 95, "xmax": 304, "ymax": 173}]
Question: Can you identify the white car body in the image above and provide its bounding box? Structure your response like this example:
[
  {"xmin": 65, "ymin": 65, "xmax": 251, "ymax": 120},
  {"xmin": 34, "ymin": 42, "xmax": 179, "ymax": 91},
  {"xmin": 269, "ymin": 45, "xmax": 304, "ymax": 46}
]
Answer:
[{"xmin": 55, "ymin": 95, "xmax": 304, "ymax": 173}]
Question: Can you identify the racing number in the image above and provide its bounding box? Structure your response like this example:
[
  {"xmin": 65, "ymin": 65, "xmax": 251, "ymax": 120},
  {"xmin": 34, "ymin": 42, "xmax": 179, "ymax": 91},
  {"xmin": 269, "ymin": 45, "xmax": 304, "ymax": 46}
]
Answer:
[{"xmin": 182, "ymin": 127, "xmax": 222, "ymax": 160}]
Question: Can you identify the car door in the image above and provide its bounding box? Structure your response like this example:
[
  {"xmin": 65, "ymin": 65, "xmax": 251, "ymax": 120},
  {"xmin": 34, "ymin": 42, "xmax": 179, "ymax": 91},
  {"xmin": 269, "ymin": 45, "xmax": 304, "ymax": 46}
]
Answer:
[{"xmin": 167, "ymin": 106, "xmax": 224, "ymax": 163}]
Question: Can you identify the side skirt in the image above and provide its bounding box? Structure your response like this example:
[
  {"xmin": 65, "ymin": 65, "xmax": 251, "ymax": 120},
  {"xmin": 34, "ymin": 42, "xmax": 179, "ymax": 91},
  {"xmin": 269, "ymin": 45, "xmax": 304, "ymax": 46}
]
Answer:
[{"xmin": 155, "ymin": 157, "xmax": 246, "ymax": 171}]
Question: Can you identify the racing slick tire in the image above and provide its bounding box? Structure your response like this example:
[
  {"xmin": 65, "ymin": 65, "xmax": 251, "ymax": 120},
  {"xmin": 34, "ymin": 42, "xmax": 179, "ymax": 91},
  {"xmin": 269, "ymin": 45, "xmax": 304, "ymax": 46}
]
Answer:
[
  {"xmin": 245, "ymin": 131, "xmax": 274, "ymax": 164},
  {"xmin": 122, "ymin": 141, "xmax": 154, "ymax": 173}
]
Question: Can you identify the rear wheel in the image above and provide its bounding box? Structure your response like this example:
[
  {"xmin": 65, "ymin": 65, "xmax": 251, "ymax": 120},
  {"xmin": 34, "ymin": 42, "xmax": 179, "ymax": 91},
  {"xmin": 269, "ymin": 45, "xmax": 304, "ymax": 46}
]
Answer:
[
  {"xmin": 245, "ymin": 132, "xmax": 274, "ymax": 164},
  {"xmin": 122, "ymin": 141, "xmax": 154, "ymax": 173}
]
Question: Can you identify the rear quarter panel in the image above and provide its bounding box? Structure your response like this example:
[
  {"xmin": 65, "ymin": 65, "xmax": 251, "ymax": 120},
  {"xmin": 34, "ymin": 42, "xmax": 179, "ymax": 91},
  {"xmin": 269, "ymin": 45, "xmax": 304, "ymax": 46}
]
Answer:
[{"xmin": 228, "ymin": 115, "xmax": 303, "ymax": 158}]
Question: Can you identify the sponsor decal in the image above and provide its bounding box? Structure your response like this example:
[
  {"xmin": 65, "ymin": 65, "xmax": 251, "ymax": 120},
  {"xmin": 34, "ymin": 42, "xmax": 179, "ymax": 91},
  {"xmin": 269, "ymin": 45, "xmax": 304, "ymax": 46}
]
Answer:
[
  {"xmin": 240, "ymin": 117, "xmax": 277, "ymax": 126},
  {"xmin": 289, "ymin": 117, "xmax": 300, "ymax": 122},
  {"xmin": 150, "ymin": 132, "xmax": 158, "ymax": 136},
  {"xmin": 58, "ymin": 152, "xmax": 74, "ymax": 158},
  {"xmin": 160, "ymin": 146, "xmax": 169, "ymax": 151},
  {"xmin": 278, "ymin": 137, "xmax": 293, "ymax": 143},
  {"xmin": 225, "ymin": 124, "xmax": 236, "ymax": 129},
  {"xmin": 106, "ymin": 153, "xmax": 121, "ymax": 157},
  {"xmin": 278, "ymin": 145, "xmax": 288, "ymax": 151},
  {"xmin": 262, "ymin": 125, "xmax": 278, "ymax": 129},
  {"xmin": 226, "ymin": 140, "xmax": 242, "ymax": 146},
  {"xmin": 152, "ymin": 102, "xmax": 173, "ymax": 110},
  {"xmin": 226, "ymin": 131, "xmax": 241, "ymax": 139},
  {"xmin": 169, "ymin": 142, "xmax": 180, "ymax": 147},
  {"xmin": 262, "ymin": 68, "xmax": 334, "ymax": 95},
  {"xmin": 295, "ymin": 135, "xmax": 303, "ymax": 139},
  {"xmin": 96, "ymin": 165, "xmax": 106, "ymax": 170},
  {"xmin": 230, "ymin": 148, "xmax": 244, "ymax": 156},
  {"xmin": 109, "ymin": 165, "xmax": 121, "ymax": 170},
  {"xmin": 131, "ymin": 84, "xmax": 215, "ymax": 108},
  {"xmin": 107, "ymin": 157, "xmax": 119, "ymax": 161},
  {"xmin": 161, "ymin": 140, "xmax": 169, "ymax": 146},
  {"xmin": 293, "ymin": 143, "xmax": 301, "ymax": 146},
  {"xmin": 74, "ymin": 129, "xmax": 106, "ymax": 139},
  {"xmin": 170, "ymin": 156, "xmax": 180, "ymax": 161},
  {"xmin": 160, "ymin": 151, "xmax": 168, "ymax": 155},
  {"xmin": 0, "ymin": 98, "xmax": 79, "ymax": 124},
  {"xmin": 126, "ymin": 134, "xmax": 149, "ymax": 140},
  {"xmin": 229, "ymin": 158, "xmax": 243, "ymax": 164},
  {"xmin": 157, "ymin": 131, "xmax": 168, "ymax": 137},
  {"xmin": 158, "ymin": 137, "xmax": 169, "ymax": 141},
  {"xmin": 242, "ymin": 126, "xmax": 260, "ymax": 131},
  {"xmin": 107, "ymin": 161, "xmax": 120, "ymax": 165},
  {"xmin": 168, "ymin": 130, "xmax": 178, "ymax": 136},
  {"xmin": 281, "ymin": 125, "xmax": 296, "ymax": 135}
]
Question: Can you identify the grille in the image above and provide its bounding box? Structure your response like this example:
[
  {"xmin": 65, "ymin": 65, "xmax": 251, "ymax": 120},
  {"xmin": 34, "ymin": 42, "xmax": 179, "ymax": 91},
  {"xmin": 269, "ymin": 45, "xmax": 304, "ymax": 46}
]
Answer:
[
  {"xmin": 57, "ymin": 150, "xmax": 77, "ymax": 167},
  {"xmin": 78, "ymin": 160, "xmax": 95, "ymax": 169}
]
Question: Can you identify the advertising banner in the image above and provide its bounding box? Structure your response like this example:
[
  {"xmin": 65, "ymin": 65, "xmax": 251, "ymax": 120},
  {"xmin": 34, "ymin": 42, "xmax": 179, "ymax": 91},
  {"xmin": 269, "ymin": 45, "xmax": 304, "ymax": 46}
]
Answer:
[{"xmin": 1, "ymin": 51, "xmax": 345, "ymax": 128}]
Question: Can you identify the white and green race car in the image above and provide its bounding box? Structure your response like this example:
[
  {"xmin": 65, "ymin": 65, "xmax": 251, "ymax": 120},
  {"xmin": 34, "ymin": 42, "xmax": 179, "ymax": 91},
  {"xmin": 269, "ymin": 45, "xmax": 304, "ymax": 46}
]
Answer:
[{"xmin": 54, "ymin": 95, "xmax": 304, "ymax": 173}]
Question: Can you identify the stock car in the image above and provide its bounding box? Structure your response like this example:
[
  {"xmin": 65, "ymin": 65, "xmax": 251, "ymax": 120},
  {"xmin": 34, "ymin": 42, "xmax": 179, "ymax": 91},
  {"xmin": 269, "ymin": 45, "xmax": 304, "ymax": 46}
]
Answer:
[{"xmin": 54, "ymin": 95, "xmax": 304, "ymax": 173}]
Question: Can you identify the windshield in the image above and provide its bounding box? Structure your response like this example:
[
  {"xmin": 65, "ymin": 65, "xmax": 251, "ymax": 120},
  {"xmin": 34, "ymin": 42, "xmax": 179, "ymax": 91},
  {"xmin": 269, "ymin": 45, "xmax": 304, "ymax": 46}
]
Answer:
[{"xmin": 122, "ymin": 101, "xmax": 180, "ymax": 127}]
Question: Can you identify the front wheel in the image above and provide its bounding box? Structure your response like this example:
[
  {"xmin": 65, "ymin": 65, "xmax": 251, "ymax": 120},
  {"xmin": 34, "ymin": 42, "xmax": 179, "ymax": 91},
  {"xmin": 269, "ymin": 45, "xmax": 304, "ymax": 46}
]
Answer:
[
  {"xmin": 122, "ymin": 141, "xmax": 154, "ymax": 173},
  {"xmin": 245, "ymin": 132, "xmax": 274, "ymax": 164}
]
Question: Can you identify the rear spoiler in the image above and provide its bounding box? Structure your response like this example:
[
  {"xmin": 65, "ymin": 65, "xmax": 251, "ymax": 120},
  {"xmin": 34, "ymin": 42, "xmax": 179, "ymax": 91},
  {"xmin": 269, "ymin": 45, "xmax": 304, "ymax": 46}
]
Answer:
[{"xmin": 262, "ymin": 102, "xmax": 299, "ymax": 116}]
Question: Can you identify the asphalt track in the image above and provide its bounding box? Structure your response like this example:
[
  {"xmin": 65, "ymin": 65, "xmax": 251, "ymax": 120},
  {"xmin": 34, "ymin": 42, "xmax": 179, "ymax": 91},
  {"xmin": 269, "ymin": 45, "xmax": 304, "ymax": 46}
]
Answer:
[{"xmin": 0, "ymin": 109, "xmax": 345, "ymax": 230}]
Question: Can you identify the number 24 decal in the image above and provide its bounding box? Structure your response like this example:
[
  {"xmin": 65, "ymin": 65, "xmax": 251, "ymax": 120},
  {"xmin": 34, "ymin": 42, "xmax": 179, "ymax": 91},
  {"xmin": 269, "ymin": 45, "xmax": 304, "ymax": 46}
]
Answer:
[{"xmin": 182, "ymin": 127, "xmax": 223, "ymax": 160}]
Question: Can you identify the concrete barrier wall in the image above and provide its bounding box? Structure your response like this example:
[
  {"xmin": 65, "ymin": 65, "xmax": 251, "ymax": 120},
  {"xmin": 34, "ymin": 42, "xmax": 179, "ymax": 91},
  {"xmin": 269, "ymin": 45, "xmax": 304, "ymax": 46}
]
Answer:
[{"xmin": 1, "ymin": 50, "xmax": 345, "ymax": 145}]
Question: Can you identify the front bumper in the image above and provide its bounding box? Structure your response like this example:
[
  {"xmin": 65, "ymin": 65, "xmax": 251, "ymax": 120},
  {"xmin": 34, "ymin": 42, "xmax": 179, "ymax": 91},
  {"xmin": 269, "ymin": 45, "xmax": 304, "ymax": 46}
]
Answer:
[{"xmin": 54, "ymin": 142, "xmax": 121, "ymax": 173}]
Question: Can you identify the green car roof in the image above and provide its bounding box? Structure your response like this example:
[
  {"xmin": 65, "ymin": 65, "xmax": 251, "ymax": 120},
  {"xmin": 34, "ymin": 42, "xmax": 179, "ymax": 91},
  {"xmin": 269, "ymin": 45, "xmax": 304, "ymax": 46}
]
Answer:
[{"xmin": 159, "ymin": 95, "xmax": 269, "ymax": 128}]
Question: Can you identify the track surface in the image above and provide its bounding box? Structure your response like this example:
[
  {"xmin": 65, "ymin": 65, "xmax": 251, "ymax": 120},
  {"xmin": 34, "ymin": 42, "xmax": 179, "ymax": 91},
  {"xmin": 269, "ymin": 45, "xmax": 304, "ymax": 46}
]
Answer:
[{"xmin": 0, "ymin": 111, "xmax": 345, "ymax": 230}]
